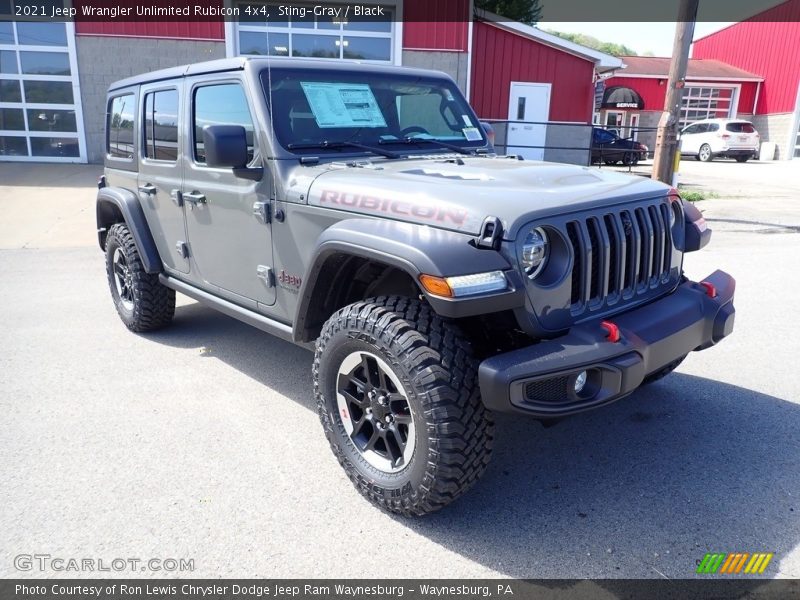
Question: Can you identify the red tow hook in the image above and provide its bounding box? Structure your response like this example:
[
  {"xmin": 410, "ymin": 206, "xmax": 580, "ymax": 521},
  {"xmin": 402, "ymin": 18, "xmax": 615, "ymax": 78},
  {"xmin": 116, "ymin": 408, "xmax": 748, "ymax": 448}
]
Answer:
[
  {"xmin": 700, "ymin": 281, "xmax": 717, "ymax": 298},
  {"xmin": 601, "ymin": 321, "xmax": 621, "ymax": 343}
]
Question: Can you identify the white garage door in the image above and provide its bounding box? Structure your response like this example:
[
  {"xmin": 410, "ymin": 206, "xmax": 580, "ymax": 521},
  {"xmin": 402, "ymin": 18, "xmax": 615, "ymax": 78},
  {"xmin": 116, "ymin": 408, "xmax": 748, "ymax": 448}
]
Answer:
[{"xmin": 0, "ymin": 8, "xmax": 85, "ymax": 162}]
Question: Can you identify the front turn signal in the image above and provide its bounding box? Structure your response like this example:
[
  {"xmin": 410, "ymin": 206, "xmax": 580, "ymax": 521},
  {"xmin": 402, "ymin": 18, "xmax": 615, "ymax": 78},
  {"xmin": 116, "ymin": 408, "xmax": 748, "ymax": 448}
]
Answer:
[{"xmin": 419, "ymin": 274, "xmax": 454, "ymax": 298}]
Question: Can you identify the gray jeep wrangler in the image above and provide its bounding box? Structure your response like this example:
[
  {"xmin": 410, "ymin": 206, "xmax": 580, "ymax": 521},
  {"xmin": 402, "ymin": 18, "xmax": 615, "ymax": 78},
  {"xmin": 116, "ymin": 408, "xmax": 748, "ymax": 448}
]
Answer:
[{"xmin": 97, "ymin": 57, "xmax": 735, "ymax": 516}]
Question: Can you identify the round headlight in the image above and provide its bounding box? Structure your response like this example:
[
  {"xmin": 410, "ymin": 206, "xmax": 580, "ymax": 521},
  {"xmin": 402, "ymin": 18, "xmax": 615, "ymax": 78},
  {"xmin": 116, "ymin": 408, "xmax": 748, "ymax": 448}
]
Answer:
[
  {"xmin": 669, "ymin": 203, "xmax": 677, "ymax": 227},
  {"xmin": 521, "ymin": 227, "xmax": 549, "ymax": 278}
]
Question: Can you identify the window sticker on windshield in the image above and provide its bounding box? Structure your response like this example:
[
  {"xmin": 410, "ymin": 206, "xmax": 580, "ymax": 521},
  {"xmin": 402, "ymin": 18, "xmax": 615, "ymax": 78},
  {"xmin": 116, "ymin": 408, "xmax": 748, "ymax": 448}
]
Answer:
[
  {"xmin": 462, "ymin": 115, "xmax": 473, "ymax": 127},
  {"xmin": 300, "ymin": 82, "xmax": 387, "ymax": 129},
  {"xmin": 463, "ymin": 127, "xmax": 482, "ymax": 141}
]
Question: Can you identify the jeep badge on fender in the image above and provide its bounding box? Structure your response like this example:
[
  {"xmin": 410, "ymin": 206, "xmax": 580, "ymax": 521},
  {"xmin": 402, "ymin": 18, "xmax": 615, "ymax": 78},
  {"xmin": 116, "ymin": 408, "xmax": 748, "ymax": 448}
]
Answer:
[{"xmin": 97, "ymin": 57, "xmax": 735, "ymax": 516}]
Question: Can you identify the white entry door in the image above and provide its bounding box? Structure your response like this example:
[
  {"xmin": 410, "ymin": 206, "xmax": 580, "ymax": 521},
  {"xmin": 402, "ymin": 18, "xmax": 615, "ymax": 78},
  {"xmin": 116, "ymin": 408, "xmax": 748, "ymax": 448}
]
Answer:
[{"xmin": 507, "ymin": 82, "xmax": 551, "ymax": 160}]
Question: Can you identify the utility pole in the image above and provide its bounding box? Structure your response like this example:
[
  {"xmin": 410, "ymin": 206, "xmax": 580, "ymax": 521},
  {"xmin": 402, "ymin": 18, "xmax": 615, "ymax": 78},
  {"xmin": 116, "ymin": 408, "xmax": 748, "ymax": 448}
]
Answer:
[{"xmin": 652, "ymin": 0, "xmax": 699, "ymax": 184}]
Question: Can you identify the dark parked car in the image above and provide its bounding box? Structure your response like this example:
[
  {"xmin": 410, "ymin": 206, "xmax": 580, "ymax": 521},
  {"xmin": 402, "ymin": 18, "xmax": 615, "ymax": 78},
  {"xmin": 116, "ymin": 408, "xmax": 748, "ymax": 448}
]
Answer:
[{"xmin": 591, "ymin": 127, "xmax": 648, "ymax": 166}]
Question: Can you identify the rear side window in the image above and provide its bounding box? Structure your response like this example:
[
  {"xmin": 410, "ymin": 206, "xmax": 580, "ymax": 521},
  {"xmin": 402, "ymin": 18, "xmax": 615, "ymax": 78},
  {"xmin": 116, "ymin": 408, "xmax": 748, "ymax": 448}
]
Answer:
[
  {"xmin": 193, "ymin": 83, "xmax": 256, "ymax": 164},
  {"xmin": 107, "ymin": 94, "xmax": 135, "ymax": 159},
  {"xmin": 707, "ymin": 123, "xmax": 719, "ymax": 132},
  {"xmin": 143, "ymin": 89, "xmax": 179, "ymax": 161},
  {"xmin": 726, "ymin": 122, "xmax": 755, "ymax": 133}
]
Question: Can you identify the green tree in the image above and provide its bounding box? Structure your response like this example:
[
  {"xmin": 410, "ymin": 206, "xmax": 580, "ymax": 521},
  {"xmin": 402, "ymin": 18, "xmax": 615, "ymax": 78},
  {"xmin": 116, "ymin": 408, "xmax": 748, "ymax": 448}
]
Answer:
[
  {"xmin": 475, "ymin": 0, "xmax": 542, "ymax": 26},
  {"xmin": 545, "ymin": 30, "xmax": 641, "ymax": 57}
]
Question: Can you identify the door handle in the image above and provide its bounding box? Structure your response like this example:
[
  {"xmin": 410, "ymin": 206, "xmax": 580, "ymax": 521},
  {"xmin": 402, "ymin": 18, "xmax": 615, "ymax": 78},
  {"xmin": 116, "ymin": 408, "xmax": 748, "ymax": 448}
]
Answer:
[
  {"xmin": 138, "ymin": 183, "xmax": 156, "ymax": 195},
  {"xmin": 183, "ymin": 192, "xmax": 207, "ymax": 207}
]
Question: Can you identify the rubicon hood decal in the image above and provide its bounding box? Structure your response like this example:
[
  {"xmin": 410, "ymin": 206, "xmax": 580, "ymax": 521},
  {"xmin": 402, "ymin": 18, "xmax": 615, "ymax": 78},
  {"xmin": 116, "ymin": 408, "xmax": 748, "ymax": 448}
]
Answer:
[{"xmin": 318, "ymin": 189, "xmax": 470, "ymax": 228}]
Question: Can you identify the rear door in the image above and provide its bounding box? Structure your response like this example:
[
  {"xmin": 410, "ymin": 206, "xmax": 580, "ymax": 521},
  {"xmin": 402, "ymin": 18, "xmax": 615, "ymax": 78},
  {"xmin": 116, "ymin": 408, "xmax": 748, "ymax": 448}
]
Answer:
[
  {"xmin": 137, "ymin": 82, "xmax": 189, "ymax": 274},
  {"xmin": 182, "ymin": 77, "xmax": 276, "ymax": 307}
]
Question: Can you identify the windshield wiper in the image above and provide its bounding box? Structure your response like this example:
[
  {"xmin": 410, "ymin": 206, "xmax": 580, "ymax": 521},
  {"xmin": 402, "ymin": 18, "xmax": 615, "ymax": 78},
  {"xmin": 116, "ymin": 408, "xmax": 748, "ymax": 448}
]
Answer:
[
  {"xmin": 287, "ymin": 140, "xmax": 400, "ymax": 159},
  {"xmin": 379, "ymin": 137, "xmax": 481, "ymax": 156}
]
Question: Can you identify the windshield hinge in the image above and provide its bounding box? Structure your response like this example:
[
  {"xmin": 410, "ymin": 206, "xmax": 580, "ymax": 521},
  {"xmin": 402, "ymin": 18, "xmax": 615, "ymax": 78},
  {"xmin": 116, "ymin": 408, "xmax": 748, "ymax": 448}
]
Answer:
[
  {"xmin": 253, "ymin": 201, "xmax": 271, "ymax": 224},
  {"xmin": 476, "ymin": 216, "xmax": 503, "ymax": 250}
]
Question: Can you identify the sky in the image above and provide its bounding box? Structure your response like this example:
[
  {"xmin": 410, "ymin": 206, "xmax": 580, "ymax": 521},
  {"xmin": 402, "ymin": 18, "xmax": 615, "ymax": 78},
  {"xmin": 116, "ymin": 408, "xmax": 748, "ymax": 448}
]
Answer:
[{"xmin": 542, "ymin": 22, "xmax": 734, "ymax": 57}]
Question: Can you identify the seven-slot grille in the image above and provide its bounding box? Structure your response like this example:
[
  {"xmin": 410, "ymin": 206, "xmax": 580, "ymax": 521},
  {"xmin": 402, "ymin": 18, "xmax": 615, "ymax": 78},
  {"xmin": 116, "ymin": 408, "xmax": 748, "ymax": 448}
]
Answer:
[{"xmin": 566, "ymin": 200, "xmax": 676, "ymax": 314}]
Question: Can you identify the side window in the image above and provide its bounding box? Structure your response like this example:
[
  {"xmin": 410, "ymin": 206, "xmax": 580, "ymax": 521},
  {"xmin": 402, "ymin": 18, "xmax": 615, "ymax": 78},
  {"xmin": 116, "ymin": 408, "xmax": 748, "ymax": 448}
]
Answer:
[
  {"xmin": 707, "ymin": 123, "xmax": 719, "ymax": 133},
  {"xmin": 143, "ymin": 89, "xmax": 179, "ymax": 161},
  {"xmin": 193, "ymin": 83, "xmax": 256, "ymax": 165},
  {"xmin": 107, "ymin": 94, "xmax": 135, "ymax": 159},
  {"xmin": 682, "ymin": 124, "xmax": 699, "ymax": 135}
]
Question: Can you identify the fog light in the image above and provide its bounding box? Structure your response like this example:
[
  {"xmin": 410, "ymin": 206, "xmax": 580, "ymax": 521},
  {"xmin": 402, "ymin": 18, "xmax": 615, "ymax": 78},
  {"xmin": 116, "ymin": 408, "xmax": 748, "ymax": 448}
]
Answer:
[{"xmin": 573, "ymin": 370, "xmax": 588, "ymax": 394}]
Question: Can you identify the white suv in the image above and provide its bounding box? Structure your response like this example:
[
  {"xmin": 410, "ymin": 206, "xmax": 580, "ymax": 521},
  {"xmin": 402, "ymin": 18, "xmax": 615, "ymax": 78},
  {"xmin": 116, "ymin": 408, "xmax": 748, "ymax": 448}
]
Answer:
[{"xmin": 679, "ymin": 119, "xmax": 760, "ymax": 162}]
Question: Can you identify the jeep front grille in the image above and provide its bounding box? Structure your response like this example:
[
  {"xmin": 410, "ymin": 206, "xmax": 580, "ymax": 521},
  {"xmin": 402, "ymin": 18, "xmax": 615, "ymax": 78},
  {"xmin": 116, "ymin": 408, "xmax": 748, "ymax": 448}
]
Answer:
[{"xmin": 566, "ymin": 201, "xmax": 675, "ymax": 315}]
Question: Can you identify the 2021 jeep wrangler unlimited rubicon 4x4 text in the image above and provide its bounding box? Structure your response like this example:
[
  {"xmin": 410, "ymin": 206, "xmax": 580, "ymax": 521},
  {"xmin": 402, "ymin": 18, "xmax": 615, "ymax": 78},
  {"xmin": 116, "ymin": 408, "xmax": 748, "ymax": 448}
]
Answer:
[{"xmin": 97, "ymin": 58, "xmax": 735, "ymax": 516}]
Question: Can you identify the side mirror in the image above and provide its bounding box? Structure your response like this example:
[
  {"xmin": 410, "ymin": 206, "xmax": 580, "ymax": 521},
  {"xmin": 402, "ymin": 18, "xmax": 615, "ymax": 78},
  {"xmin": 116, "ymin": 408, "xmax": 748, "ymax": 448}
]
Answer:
[{"xmin": 202, "ymin": 125, "xmax": 249, "ymax": 169}]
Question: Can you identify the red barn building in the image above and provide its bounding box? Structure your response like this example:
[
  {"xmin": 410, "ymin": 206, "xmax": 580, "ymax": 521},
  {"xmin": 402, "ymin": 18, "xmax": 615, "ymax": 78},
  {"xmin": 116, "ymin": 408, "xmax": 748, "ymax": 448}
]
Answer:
[
  {"xmin": 595, "ymin": 0, "xmax": 800, "ymax": 161},
  {"xmin": 0, "ymin": 0, "xmax": 619, "ymax": 164},
  {"xmin": 599, "ymin": 56, "xmax": 763, "ymax": 155},
  {"xmin": 693, "ymin": 0, "xmax": 800, "ymax": 160}
]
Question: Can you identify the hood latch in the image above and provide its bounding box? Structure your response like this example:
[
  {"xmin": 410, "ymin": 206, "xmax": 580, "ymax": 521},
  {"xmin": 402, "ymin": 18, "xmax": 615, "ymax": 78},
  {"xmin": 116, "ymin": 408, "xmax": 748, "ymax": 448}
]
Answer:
[{"xmin": 476, "ymin": 216, "xmax": 503, "ymax": 250}]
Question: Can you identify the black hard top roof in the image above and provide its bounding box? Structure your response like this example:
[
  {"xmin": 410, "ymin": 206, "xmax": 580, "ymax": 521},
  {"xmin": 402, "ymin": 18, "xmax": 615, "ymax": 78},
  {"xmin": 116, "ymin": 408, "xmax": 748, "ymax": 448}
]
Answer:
[{"xmin": 108, "ymin": 57, "xmax": 449, "ymax": 92}]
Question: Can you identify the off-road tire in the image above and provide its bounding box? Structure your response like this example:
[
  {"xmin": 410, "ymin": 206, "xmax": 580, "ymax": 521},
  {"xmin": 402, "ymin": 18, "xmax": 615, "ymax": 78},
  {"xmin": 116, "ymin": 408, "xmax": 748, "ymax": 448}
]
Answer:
[
  {"xmin": 314, "ymin": 296, "xmax": 494, "ymax": 516},
  {"xmin": 642, "ymin": 355, "xmax": 687, "ymax": 386},
  {"xmin": 105, "ymin": 223, "xmax": 175, "ymax": 332}
]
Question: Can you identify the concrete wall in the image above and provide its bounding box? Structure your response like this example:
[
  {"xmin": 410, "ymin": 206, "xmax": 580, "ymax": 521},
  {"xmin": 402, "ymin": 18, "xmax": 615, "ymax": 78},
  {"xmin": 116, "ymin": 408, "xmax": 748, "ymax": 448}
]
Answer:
[
  {"xmin": 76, "ymin": 36, "xmax": 226, "ymax": 164},
  {"xmin": 749, "ymin": 112, "xmax": 795, "ymax": 160},
  {"xmin": 401, "ymin": 50, "xmax": 469, "ymax": 93},
  {"xmin": 542, "ymin": 123, "xmax": 591, "ymax": 165}
]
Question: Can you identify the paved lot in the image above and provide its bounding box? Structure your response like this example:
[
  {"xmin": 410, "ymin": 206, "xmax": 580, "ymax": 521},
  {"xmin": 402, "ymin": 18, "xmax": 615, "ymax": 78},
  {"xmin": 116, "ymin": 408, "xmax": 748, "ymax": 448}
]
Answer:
[{"xmin": 1, "ymin": 161, "xmax": 799, "ymax": 579}]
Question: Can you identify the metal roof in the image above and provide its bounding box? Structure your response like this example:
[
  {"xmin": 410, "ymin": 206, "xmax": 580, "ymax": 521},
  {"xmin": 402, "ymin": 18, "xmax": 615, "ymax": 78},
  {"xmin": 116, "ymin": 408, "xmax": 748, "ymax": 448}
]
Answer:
[{"xmin": 614, "ymin": 56, "xmax": 763, "ymax": 81}]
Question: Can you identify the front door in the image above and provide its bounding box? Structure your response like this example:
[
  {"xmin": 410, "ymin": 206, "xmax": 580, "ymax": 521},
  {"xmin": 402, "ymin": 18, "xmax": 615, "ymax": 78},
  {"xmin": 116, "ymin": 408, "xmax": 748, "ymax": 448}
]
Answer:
[
  {"xmin": 137, "ymin": 82, "xmax": 189, "ymax": 274},
  {"xmin": 507, "ymin": 82, "xmax": 551, "ymax": 160},
  {"xmin": 182, "ymin": 78, "xmax": 276, "ymax": 306},
  {"xmin": 628, "ymin": 113, "xmax": 640, "ymax": 140},
  {"xmin": 605, "ymin": 111, "xmax": 624, "ymax": 136}
]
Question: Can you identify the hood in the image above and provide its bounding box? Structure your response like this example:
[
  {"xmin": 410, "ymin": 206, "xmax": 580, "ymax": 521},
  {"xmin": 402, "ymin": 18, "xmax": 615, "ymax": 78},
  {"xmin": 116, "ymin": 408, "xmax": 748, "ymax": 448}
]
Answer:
[{"xmin": 302, "ymin": 155, "xmax": 672, "ymax": 239}]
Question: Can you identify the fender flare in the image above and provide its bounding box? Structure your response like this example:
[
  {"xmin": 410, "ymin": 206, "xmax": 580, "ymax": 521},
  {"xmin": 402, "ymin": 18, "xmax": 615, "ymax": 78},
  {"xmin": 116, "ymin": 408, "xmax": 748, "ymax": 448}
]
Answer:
[
  {"xmin": 682, "ymin": 199, "xmax": 712, "ymax": 252},
  {"xmin": 96, "ymin": 187, "xmax": 163, "ymax": 274},
  {"xmin": 293, "ymin": 218, "xmax": 523, "ymax": 342}
]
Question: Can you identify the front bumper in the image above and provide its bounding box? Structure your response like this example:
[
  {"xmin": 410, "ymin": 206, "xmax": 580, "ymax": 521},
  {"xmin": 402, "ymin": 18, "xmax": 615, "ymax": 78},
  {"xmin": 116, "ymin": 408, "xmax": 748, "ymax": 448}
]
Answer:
[{"xmin": 478, "ymin": 270, "xmax": 735, "ymax": 418}]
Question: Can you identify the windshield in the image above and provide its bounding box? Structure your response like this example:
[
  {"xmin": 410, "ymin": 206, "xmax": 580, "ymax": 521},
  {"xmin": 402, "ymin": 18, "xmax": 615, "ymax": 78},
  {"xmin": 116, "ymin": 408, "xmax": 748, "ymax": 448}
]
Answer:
[{"xmin": 260, "ymin": 67, "xmax": 487, "ymax": 156}]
